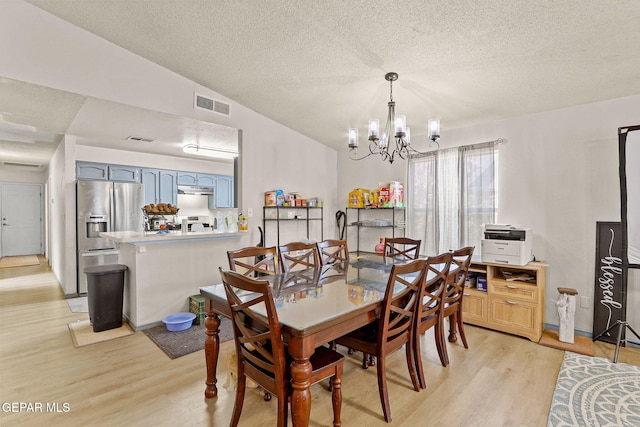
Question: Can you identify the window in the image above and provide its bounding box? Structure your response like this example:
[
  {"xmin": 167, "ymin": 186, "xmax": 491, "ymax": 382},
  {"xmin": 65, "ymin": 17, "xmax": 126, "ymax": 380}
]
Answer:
[{"xmin": 407, "ymin": 142, "xmax": 498, "ymax": 255}]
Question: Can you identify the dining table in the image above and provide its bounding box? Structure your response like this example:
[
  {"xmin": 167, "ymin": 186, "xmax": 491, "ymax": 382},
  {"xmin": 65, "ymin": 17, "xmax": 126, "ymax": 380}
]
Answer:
[{"xmin": 200, "ymin": 254, "xmax": 405, "ymax": 427}]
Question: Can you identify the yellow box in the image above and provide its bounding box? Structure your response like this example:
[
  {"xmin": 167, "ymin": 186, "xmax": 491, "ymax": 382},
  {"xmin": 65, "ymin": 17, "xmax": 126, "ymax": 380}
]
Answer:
[{"xmin": 348, "ymin": 188, "xmax": 369, "ymax": 208}]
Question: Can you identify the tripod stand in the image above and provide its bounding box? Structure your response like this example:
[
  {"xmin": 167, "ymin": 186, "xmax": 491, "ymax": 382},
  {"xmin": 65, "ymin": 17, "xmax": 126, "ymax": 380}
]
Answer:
[{"xmin": 593, "ymin": 319, "xmax": 640, "ymax": 363}]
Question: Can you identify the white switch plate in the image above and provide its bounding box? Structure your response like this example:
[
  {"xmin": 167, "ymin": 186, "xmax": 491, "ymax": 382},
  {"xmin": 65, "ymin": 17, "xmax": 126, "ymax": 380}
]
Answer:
[
  {"xmin": 580, "ymin": 296, "xmax": 590, "ymax": 309},
  {"xmin": 247, "ymin": 208, "xmax": 254, "ymax": 217}
]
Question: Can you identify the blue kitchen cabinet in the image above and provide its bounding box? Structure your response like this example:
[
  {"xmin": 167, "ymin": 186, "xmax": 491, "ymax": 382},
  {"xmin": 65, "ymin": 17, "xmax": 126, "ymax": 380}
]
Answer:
[
  {"xmin": 177, "ymin": 172, "xmax": 198, "ymax": 186},
  {"xmin": 76, "ymin": 162, "xmax": 108, "ymax": 180},
  {"xmin": 196, "ymin": 173, "xmax": 216, "ymax": 187},
  {"xmin": 108, "ymin": 165, "xmax": 140, "ymax": 182},
  {"xmin": 141, "ymin": 168, "xmax": 177, "ymax": 205},
  {"xmin": 159, "ymin": 170, "xmax": 178, "ymax": 205},
  {"xmin": 214, "ymin": 175, "xmax": 234, "ymax": 208}
]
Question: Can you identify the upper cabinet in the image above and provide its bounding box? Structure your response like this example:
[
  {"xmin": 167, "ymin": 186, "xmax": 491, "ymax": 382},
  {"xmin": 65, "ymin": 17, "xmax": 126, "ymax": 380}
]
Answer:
[
  {"xmin": 196, "ymin": 174, "xmax": 216, "ymax": 187},
  {"xmin": 108, "ymin": 165, "xmax": 140, "ymax": 182},
  {"xmin": 215, "ymin": 175, "xmax": 234, "ymax": 208},
  {"xmin": 77, "ymin": 162, "xmax": 140, "ymax": 182},
  {"xmin": 77, "ymin": 162, "xmax": 231, "ymax": 208},
  {"xmin": 177, "ymin": 172, "xmax": 216, "ymax": 187},
  {"xmin": 177, "ymin": 172, "xmax": 197, "ymax": 186},
  {"xmin": 76, "ymin": 162, "xmax": 109, "ymax": 180},
  {"xmin": 159, "ymin": 170, "xmax": 178, "ymax": 205},
  {"xmin": 141, "ymin": 168, "xmax": 177, "ymax": 206}
]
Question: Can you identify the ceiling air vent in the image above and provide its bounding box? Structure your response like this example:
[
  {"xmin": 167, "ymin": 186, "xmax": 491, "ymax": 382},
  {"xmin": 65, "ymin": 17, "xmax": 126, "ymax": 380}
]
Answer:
[
  {"xmin": 194, "ymin": 93, "xmax": 231, "ymax": 116},
  {"xmin": 126, "ymin": 136, "xmax": 154, "ymax": 143},
  {"xmin": 2, "ymin": 161, "xmax": 42, "ymax": 168}
]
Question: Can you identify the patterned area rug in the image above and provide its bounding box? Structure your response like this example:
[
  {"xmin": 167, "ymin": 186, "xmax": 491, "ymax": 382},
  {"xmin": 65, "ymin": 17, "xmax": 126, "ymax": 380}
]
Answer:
[
  {"xmin": 547, "ymin": 351, "xmax": 640, "ymax": 426},
  {"xmin": 143, "ymin": 317, "xmax": 234, "ymax": 359}
]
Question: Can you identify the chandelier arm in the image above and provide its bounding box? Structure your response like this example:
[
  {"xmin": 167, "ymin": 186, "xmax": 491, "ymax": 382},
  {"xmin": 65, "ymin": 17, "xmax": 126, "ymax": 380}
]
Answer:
[{"xmin": 348, "ymin": 149, "xmax": 374, "ymax": 161}]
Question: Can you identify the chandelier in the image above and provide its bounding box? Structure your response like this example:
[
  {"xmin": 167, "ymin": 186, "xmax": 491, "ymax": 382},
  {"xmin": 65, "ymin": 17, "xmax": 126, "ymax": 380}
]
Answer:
[{"xmin": 348, "ymin": 72, "xmax": 440, "ymax": 164}]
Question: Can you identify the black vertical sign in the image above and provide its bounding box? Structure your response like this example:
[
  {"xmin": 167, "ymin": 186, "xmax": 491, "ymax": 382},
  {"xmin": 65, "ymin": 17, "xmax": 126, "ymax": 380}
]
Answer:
[{"xmin": 593, "ymin": 221, "xmax": 627, "ymax": 344}]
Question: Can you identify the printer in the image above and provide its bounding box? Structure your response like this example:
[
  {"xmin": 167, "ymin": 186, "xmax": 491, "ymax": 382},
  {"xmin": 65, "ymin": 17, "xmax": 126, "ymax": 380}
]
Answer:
[{"xmin": 481, "ymin": 224, "xmax": 533, "ymax": 266}]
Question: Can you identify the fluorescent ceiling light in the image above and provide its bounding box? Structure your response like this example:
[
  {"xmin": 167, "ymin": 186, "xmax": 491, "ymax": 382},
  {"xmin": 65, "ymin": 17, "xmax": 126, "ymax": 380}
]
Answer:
[{"xmin": 182, "ymin": 144, "xmax": 238, "ymax": 159}]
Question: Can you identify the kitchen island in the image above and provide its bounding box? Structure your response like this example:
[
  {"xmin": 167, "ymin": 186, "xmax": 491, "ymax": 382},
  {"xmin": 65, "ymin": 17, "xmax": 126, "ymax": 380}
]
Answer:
[{"xmin": 101, "ymin": 230, "xmax": 244, "ymax": 330}]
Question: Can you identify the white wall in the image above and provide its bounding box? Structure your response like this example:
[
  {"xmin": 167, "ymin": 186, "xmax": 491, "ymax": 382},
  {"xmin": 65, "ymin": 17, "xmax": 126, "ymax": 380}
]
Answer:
[
  {"xmin": 0, "ymin": 170, "xmax": 46, "ymax": 183},
  {"xmin": 3, "ymin": 1, "xmax": 337, "ymax": 294},
  {"xmin": 339, "ymin": 95, "xmax": 640, "ymax": 334}
]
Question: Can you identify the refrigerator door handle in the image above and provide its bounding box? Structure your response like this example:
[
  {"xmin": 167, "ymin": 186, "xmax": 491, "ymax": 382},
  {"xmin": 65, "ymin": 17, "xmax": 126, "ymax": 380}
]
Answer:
[
  {"xmin": 110, "ymin": 184, "xmax": 116, "ymax": 232},
  {"xmin": 81, "ymin": 250, "xmax": 120, "ymax": 257}
]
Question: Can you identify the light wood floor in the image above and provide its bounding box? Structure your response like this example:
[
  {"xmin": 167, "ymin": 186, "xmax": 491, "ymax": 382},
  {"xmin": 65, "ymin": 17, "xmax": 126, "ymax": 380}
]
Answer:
[{"xmin": 1, "ymin": 256, "xmax": 639, "ymax": 427}]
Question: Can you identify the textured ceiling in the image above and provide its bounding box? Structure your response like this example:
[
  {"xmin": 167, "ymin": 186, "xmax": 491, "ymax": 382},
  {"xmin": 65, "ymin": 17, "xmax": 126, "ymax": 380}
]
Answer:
[{"xmin": 4, "ymin": 0, "xmax": 640, "ymax": 169}]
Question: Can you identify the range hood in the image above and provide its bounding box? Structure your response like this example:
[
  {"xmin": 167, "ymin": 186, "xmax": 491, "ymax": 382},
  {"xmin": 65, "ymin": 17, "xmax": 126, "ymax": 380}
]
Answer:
[{"xmin": 177, "ymin": 185, "xmax": 214, "ymax": 195}]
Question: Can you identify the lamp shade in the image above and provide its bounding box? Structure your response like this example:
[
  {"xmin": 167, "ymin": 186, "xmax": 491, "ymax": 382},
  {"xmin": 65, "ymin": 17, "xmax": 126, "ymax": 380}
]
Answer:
[{"xmin": 428, "ymin": 118, "xmax": 441, "ymax": 141}]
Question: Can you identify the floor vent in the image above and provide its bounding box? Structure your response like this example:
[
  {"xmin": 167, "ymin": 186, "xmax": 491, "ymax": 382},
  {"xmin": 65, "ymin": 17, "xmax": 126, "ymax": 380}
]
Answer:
[
  {"xmin": 194, "ymin": 93, "xmax": 231, "ymax": 116},
  {"xmin": 2, "ymin": 161, "xmax": 42, "ymax": 168}
]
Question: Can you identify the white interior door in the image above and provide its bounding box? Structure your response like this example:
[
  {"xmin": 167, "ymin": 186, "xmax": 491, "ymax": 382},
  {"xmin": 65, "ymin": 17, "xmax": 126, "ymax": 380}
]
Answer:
[{"xmin": 1, "ymin": 183, "xmax": 43, "ymax": 256}]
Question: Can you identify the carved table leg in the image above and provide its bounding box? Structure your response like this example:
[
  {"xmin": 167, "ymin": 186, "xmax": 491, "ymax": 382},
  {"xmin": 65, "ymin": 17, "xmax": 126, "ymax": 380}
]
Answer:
[
  {"xmin": 289, "ymin": 336, "xmax": 313, "ymax": 427},
  {"xmin": 290, "ymin": 357, "xmax": 312, "ymax": 427},
  {"xmin": 204, "ymin": 311, "xmax": 221, "ymax": 398}
]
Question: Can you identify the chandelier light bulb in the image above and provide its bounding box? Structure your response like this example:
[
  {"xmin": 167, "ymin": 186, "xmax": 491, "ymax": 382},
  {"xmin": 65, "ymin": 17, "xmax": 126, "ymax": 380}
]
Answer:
[
  {"xmin": 394, "ymin": 115, "xmax": 406, "ymax": 137},
  {"xmin": 368, "ymin": 119, "xmax": 379, "ymax": 140},
  {"xmin": 428, "ymin": 118, "xmax": 441, "ymax": 141},
  {"xmin": 348, "ymin": 128, "xmax": 359, "ymax": 148}
]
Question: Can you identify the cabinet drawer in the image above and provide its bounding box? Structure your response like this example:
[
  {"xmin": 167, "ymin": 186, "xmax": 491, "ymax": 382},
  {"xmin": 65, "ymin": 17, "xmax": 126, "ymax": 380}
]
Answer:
[
  {"xmin": 489, "ymin": 281, "xmax": 538, "ymax": 303},
  {"xmin": 462, "ymin": 290, "xmax": 488, "ymax": 324},
  {"xmin": 489, "ymin": 298, "xmax": 538, "ymax": 332}
]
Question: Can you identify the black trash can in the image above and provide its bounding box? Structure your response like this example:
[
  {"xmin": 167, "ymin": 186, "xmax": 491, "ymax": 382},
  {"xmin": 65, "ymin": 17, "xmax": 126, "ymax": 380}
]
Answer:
[{"xmin": 84, "ymin": 264, "xmax": 128, "ymax": 332}]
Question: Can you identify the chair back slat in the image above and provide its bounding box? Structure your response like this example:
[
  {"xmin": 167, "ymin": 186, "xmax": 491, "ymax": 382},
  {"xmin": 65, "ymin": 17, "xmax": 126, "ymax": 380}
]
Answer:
[
  {"xmin": 219, "ymin": 268, "xmax": 289, "ymax": 395},
  {"xmin": 227, "ymin": 246, "xmax": 280, "ymax": 276},
  {"xmin": 316, "ymin": 239, "xmax": 350, "ymax": 265},
  {"xmin": 384, "ymin": 237, "xmax": 421, "ymax": 260},
  {"xmin": 278, "ymin": 241, "xmax": 321, "ymax": 272},
  {"xmin": 444, "ymin": 246, "xmax": 474, "ymax": 308},
  {"xmin": 417, "ymin": 252, "xmax": 452, "ymax": 327},
  {"xmin": 379, "ymin": 259, "xmax": 426, "ymax": 348}
]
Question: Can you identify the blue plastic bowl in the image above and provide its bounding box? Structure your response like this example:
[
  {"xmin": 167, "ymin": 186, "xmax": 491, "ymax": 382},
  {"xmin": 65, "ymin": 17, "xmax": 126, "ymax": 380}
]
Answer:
[{"xmin": 162, "ymin": 312, "xmax": 196, "ymax": 332}]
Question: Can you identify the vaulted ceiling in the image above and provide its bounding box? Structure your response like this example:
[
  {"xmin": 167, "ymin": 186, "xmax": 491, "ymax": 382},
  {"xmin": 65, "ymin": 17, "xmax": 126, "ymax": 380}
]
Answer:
[{"xmin": 3, "ymin": 0, "xmax": 640, "ymax": 169}]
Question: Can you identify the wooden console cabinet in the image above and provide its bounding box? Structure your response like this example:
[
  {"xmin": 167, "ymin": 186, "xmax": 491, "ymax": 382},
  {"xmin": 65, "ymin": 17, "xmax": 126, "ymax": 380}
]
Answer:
[{"xmin": 462, "ymin": 260, "xmax": 546, "ymax": 342}]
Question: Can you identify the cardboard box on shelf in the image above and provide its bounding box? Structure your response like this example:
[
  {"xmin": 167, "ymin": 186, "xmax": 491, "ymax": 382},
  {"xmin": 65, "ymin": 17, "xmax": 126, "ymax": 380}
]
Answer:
[
  {"xmin": 349, "ymin": 188, "xmax": 370, "ymax": 208},
  {"xmin": 464, "ymin": 272, "xmax": 477, "ymax": 288},
  {"xmin": 378, "ymin": 188, "xmax": 390, "ymax": 207},
  {"xmin": 389, "ymin": 181, "xmax": 404, "ymax": 208},
  {"xmin": 265, "ymin": 190, "xmax": 285, "ymax": 206},
  {"xmin": 477, "ymin": 276, "xmax": 487, "ymax": 292}
]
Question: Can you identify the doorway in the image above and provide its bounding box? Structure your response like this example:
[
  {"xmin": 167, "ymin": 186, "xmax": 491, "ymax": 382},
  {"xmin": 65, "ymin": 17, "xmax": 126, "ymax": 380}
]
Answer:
[{"xmin": 0, "ymin": 183, "xmax": 44, "ymax": 257}]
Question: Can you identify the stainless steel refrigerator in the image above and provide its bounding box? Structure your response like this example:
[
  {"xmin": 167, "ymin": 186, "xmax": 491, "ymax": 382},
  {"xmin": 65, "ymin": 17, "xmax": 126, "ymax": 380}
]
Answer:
[{"xmin": 76, "ymin": 180, "xmax": 144, "ymax": 294}]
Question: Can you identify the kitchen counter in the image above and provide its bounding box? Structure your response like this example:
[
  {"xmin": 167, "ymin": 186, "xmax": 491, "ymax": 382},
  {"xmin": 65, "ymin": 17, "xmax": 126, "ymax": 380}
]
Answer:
[
  {"xmin": 99, "ymin": 229, "xmax": 246, "ymax": 330},
  {"xmin": 101, "ymin": 230, "xmax": 244, "ymax": 244}
]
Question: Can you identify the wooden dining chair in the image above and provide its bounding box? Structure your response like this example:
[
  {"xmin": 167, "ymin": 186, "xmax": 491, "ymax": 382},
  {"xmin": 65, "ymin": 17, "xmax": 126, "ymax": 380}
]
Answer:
[
  {"xmin": 316, "ymin": 239, "xmax": 350, "ymax": 265},
  {"xmin": 278, "ymin": 241, "xmax": 321, "ymax": 272},
  {"xmin": 334, "ymin": 259, "xmax": 426, "ymax": 423},
  {"xmin": 384, "ymin": 237, "xmax": 421, "ymax": 260},
  {"xmin": 413, "ymin": 252, "xmax": 452, "ymax": 388},
  {"xmin": 441, "ymin": 246, "xmax": 475, "ymax": 363},
  {"xmin": 227, "ymin": 246, "xmax": 280, "ymax": 277},
  {"xmin": 219, "ymin": 268, "xmax": 344, "ymax": 427}
]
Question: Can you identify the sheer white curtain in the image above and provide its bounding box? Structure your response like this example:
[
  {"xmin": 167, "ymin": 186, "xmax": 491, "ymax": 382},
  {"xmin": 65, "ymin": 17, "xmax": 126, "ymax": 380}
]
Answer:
[{"xmin": 408, "ymin": 142, "xmax": 498, "ymax": 255}]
